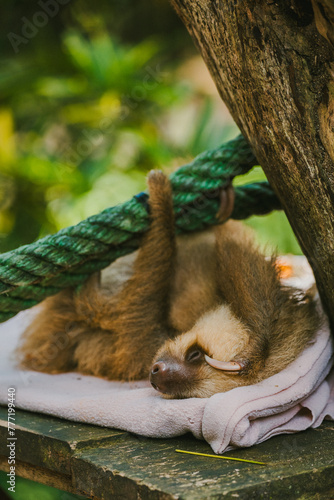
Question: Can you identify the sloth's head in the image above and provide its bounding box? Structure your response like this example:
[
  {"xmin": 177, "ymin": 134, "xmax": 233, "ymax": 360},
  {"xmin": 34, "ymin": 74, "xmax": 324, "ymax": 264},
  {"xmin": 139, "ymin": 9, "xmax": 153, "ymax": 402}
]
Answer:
[{"xmin": 150, "ymin": 305, "xmax": 251, "ymax": 399}]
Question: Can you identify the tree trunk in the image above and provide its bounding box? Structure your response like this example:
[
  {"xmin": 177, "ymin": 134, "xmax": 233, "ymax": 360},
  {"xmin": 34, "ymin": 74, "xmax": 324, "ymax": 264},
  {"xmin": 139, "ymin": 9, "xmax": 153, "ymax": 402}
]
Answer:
[{"xmin": 170, "ymin": 0, "xmax": 334, "ymax": 325}]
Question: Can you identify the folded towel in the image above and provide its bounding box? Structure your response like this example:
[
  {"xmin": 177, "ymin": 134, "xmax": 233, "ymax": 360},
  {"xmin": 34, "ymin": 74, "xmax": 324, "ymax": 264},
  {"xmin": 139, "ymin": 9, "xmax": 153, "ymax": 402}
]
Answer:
[{"xmin": 0, "ymin": 261, "xmax": 333, "ymax": 453}]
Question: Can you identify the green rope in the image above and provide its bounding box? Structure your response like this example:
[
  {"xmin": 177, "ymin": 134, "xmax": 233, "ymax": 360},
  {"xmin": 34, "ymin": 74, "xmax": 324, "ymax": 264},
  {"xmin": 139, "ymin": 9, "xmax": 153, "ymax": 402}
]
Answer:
[{"xmin": 0, "ymin": 135, "xmax": 281, "ymax": 322}]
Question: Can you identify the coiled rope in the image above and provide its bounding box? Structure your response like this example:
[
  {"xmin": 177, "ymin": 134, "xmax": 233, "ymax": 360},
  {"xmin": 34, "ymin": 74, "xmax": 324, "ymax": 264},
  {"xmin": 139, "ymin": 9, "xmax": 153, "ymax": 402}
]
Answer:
[{"xmin": 0, "ymin": 135, "xmax": 281, "ymax": 322}]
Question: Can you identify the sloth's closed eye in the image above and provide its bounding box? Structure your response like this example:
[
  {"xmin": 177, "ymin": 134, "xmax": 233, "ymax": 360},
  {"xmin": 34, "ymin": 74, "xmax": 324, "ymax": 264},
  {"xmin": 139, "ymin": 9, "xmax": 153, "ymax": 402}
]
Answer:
[{"xmin": 186, "ymin": 348, "xmax": 203, "ymax": 363}]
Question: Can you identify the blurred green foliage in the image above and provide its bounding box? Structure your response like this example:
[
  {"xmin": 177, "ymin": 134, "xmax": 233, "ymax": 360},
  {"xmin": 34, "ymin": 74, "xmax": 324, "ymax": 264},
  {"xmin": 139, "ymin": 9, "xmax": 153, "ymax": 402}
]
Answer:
[{"xmin": 0, "ymin": 0, "xmax": 301, "ymax": 256}]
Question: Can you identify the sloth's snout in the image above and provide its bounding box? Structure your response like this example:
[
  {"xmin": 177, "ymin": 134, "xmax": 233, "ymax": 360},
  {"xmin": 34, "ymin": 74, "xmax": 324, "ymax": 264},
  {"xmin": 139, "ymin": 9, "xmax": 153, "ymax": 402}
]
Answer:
[{"xmin": 150, "ymin": 359, "xmax": 188, "ymax": 395}]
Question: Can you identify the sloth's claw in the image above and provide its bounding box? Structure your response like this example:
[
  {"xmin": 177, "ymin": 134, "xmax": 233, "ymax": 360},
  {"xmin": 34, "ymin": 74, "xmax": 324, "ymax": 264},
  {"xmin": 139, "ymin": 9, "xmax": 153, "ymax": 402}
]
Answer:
[
  {"xmin": 204, "ymin": 354, "xmax": 242, "ymax": 372},
  {"xmin": 216, "ymin": 184, "xmax": 235, "ymax": 222}
]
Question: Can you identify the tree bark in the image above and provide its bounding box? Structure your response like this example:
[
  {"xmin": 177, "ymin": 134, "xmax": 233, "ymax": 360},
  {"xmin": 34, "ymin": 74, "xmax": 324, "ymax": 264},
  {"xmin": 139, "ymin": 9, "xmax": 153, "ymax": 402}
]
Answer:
[{"xmin": 170, "ymin": 0, "xmax": 334, "ymax": 325}]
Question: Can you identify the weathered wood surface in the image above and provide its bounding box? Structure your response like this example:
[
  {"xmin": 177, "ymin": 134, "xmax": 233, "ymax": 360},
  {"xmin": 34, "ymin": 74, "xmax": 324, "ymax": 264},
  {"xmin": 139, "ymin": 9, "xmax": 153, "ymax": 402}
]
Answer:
[
  {"xmin": 169, "ymin": 0, "xmax": 334, "ymax": 326},
  {"xmin": 0, "ymin": 407, "xmax": 334, "ymax": 499}
]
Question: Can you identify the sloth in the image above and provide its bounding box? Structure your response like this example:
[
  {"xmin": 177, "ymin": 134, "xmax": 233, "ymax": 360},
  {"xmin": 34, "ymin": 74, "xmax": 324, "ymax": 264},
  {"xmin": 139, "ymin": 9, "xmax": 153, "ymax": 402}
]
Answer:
[{"xmin": 17, "ymin": 171, "xmax": 320, "ymax": 398}]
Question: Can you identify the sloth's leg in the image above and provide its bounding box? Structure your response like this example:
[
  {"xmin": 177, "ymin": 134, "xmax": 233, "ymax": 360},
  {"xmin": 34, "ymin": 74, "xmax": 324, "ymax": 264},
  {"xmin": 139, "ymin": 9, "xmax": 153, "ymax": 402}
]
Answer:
[
  {"xmin": 72, "ymin": 170, "xmax": 177, "ymax": 379},
  {"xmin": 110, "ymin": 170, "xmax": 176, "ymax": 332},
  {"xmin": 75, "ymin": 170, "xmax": 176, "ymax": 330}
]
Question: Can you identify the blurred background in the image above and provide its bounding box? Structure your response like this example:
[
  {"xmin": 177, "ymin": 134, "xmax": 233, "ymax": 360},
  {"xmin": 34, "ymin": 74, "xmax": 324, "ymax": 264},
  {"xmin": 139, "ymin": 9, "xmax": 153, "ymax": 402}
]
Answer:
[
  {"xmin": 0, "ymin": 1, "xmax": 301, "ymax": 497},
  {"xmin": 0, "ymin": 0, "xmax": 301, "ymax": 255}
]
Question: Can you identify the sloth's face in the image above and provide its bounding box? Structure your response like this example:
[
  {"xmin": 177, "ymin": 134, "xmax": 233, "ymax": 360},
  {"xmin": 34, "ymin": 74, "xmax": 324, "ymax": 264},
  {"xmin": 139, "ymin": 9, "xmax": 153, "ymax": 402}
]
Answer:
[{"xmin": 150, "ymin": 305, "xmax": 251, "ymax": 398}]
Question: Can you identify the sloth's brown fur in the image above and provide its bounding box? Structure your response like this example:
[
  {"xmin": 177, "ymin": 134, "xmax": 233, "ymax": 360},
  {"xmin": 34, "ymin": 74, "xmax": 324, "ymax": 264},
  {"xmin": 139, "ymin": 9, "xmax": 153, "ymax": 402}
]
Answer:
[{"xmin": 17, "ymin": 171, "xmax": 320, "ymax": 398}]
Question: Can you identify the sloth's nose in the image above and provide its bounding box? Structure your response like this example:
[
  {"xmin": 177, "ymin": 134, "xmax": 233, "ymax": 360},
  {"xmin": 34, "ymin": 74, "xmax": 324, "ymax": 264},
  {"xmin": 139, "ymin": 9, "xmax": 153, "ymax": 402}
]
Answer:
[
  {"xmin": 150, "ymin": 361, "xmax": 168, "ymax": 392},
  {"xmin": 151, "ymin": 361, "xmax": 165, "ymax": 375},
  {"xmin": 150, "ymin": 359, "xmax": 191, "ymax": 395}
]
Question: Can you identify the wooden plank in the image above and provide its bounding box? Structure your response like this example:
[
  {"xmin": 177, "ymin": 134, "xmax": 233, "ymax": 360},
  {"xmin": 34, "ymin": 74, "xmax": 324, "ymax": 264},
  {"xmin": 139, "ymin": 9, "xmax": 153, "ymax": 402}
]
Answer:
[
  {"xmin": 0, "ymin": 407, "xmax": 333, "ymax": 499},
  {"xmin": 71, "ymin": 422, "xmax": 334, "ymax": 500},
  {"xmin": 0, "ymin": 406, "xmax": 126, "ymax": 475}
]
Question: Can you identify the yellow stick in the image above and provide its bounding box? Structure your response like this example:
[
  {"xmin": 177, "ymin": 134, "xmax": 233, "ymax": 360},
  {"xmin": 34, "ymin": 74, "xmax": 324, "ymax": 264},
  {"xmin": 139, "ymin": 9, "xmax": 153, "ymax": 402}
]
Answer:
[{"xmin": 175, "ymin": 449, "xmax": 267, "ymax": 466}]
